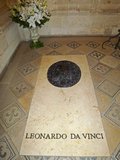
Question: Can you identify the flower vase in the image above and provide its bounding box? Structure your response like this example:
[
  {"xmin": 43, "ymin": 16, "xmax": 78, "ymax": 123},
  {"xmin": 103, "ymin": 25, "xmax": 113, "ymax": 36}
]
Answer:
[{"xmin": 29, "ymin": 27, "xmax": 43, "ymax": 48}]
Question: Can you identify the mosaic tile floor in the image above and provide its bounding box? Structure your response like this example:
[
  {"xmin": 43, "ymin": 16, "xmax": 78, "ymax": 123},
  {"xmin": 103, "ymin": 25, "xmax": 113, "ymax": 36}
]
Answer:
[{"xmin": 0, "ymin": 37, "xmax": 120, "ymax": 160}]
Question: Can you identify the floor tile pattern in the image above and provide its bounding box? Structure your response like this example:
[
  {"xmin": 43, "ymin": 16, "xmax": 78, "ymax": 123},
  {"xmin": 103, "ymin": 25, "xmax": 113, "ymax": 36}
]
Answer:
[
  {"xmin": 111, "ymin": 50, "xmax": 120, "ymax": 59},
  {"xmin": 96, "ymin": 90, "xmax": 112, "ymax": 113},
  {"xmin": 0, "ymin": 85, "xmax": 16, "ymax": 111},
  {"xmin": 0, "ymin": 134, "xmax": 18, "ymax": 160},
  {"xmin": 67, "ymin": 41, "xmax": 81, "ymax": 49},
  {"xmin": 10, "ymin": 72, "xmax": 25, "ymax": 86},
  {"xmin": 91, "ymin": 71, "xmax": 104, "ymax": 88},
  {"xmin": 19, "ymin": 50, "xmax": 40, "ymax": 66},
  {"xmin": 18, "ymin": 63, "xmax": 37, "ymax": 76},
  {"xmin": 0, "ymin": 124, "xmax": 5, "ymax": 136},
  {"xmin": 115, "ymin": 151, "xmax": 120, "ymax": 160},
  {"xmin": 113, "ymin": 143, "xmax": 120, "ymax": 160},
  {"xmin": 48, "ymin": 42, "xmax": 62, "ymax": 49},
  {"xmin": 115, "ymin": 92, "xmax": 120, "ymax": 105},
  {"xmin": 23, "ymin": 157, "xmax": 98, "ymax": 160},
  {"xmin": 104, "ymin": 41, "xmax": 116, "ymax": 48},
  {"xmin": 47, "ymin": 51, "xmax": 62, "ymax": 55},
  {"xmin": 10, "ymin": 80, "xmax": 33, "ymax": 98},
  {"xmin": 87, "ymin": 56, "xmax": 98, "ymax": 69},
  {"xmin": 105, "ymin": 69, "xmax": 120, "ymax": 86},
  {"xmin": 0, "ymin": 37, "xmax": 120, "ymax": 158},
  {"xmin": 100, "ymin": 56, "xmax": 120, "ymax": 68},
  {"xmin": 7, "ymin": 117, "xmax": 27, "ymax": 153},
  {"xmin": 89, "ymin": 51, "xmax": 105, "ymax": 60},
  {"xmin": 0, "ymin": 102, "xmax": 26, "ymax": 128},
  {"xmin": 93, "ymin": 63, "xmax": 111, "ymax": 74},
  {"xmin": 104, "ymin": 103, "xmax": 120, "ymax": 127},
  {"xmin": 98, "ymin": 80, "xmax": 119, "ymax": 97},
  {"xmin": 24, "ymin": 156, "xmax": 43, "ymax": 160},
  {"xmin": 86, "ymin": 41, "xmax": 100, "ymax": 48}
]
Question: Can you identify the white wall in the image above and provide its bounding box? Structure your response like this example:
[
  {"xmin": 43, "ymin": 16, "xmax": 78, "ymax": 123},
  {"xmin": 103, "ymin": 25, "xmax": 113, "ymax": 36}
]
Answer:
[
  {"xmin": 0, "ymin": 23, "xmax": 21, "ymax": 74},
  {"xmin": 18, "ymin": 0, "xmax": 120, "ymax": 39}
]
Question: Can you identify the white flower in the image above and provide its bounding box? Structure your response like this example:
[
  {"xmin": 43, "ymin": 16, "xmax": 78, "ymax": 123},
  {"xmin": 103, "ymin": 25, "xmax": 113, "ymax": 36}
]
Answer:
[
  {"xmin": 33, "ymin": 4, "xmax": 39, "ymax": 13},
  {"xmin": 26, "ymin": 6, "xmax": 34, "ymax": 16},
  {"xmin": 11, "ymin": 0, "xmax": 51, "ymax": 29},
  {"xmin": 27, "ymin": 16, "xmax": 36, "ymax": 28},
  {"xmin": 34, "ymin": 12, "xmax": 43, "ymax": 24}
]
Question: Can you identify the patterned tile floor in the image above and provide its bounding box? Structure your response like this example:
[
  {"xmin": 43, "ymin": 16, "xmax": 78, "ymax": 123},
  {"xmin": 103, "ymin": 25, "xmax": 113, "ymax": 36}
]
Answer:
[{"xmin": 0, "ymin": 37, "xmax": 120, "ymax": 160}]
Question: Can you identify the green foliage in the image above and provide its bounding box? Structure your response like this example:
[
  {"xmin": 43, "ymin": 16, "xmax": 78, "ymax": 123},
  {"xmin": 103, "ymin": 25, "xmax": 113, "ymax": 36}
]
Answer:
[
  {"xmin": 10, "ymin": 0, "xmax": 51, "ymax": 28},
  {"xmin": 10, "ymin": 0, "xmax": 51, "ymax": 48},
  {"xmin": 11, "ymin": 14, "xmax": 50, "ymax": 29},
  {"xmin": 30, "ymin": 40, "xmax": 44, "ymax": 49},
  {"xmin": 11, "ymin": 16, "xmax": 29, "ymax": 28}
]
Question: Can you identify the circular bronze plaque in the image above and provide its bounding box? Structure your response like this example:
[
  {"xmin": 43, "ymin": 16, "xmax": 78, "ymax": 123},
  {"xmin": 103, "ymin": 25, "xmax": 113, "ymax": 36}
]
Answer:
[{"xmin": 47, "ymin": 60, "xmax": 81, "ymax": 88}]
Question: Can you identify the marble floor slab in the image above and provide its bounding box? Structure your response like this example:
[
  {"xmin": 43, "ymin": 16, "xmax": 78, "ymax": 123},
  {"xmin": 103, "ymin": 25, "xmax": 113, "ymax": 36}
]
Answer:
[{"xmin": 20, "ymin": 55, "xmax": 110, "ymax": 157}]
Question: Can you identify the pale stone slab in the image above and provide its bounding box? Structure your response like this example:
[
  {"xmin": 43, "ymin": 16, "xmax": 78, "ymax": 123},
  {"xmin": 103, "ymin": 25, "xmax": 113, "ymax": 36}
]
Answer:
[{"xmin": 20, "ymin": 55, "xmax": 110, "ymax": 156}]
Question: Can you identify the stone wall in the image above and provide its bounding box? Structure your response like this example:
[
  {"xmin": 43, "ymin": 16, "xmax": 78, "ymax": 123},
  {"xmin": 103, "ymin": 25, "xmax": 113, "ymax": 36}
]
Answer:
[
  {"xmin": 0, "ymin": 1, "xmax": 21, "ymax": 75},
  {"xmin": 43, "ymin": 0, "xmax": 120, "ymax": 35},
  {"xmin": 19, "ymin": 0, "xmax": 120, "ymax": 37},
  {"xmin": 7, "ymin": 0, "xmax": 120, "ymax": 37},
  {"xmin": 0, "ymin": 23, "xmax": 21, "ymax": 75}
]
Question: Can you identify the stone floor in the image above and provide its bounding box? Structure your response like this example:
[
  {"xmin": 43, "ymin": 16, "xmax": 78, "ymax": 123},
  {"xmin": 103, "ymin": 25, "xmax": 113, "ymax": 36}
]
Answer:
[{"xmin": 0, "ymin": 36, "xmax": 120, "ymax": 160}]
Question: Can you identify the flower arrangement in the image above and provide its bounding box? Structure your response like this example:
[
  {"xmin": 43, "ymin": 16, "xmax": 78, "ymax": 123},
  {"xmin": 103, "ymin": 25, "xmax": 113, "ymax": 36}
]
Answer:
[{"xmin": 10, "ymin": 0, "xmax": 51, "ymax": 48}]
